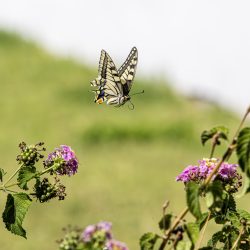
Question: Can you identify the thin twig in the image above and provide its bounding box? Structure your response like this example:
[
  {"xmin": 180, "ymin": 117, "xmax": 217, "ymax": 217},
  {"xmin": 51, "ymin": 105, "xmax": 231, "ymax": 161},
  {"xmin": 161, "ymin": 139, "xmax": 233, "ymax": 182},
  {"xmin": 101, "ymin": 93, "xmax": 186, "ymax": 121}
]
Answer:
[
  {"xmin": 229, "ymin": 226, "xmax": 245, "ymax": 250},
  {"xmin": 159, "ymin": 207, "xmax": 189, "ymax": 250},
  {"xmin": 194, "ymin": 211, "xmax": 211, "ymax": 250}
]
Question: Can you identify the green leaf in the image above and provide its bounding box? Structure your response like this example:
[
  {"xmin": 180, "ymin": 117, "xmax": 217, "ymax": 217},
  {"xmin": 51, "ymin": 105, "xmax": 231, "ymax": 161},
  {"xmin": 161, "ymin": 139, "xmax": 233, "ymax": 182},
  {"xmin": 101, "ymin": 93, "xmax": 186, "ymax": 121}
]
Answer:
[
  {"xmin": 205, "ymin": 181, "xmax": 224, "ymax": 211},
  {"xmin": 158, "ymin": 214, "xmax": 172, "ymax": 231},
  {"xmin": 196, "ymin": 212, "xmax": 210, "ymax": 230},
  {"xmin": 186, "ymin": 182, "xmax": 202, "ymax": 219},
  {"xmin": 139, "ymin": 232, "xmax": 159, "ymax": 250},
  {"xmin": 0, "ymin": 168, "xmax": 6, "ymax": 182},
  {"xmin": 17, "ymin": 166, "xmax": 37, "ymax": 190},
  {"xmin": 236, "ymin": 127, "xmax": 250, "ymax": 177},
  {"xmin": 176, "ymin": 240, "xmax": 192, "ymax": 250},
  {"xmin": 208, "ymin": 231, "xmax": 224, "ymax": 247},
  {"xmin": 201, "ymin": 126, "xmax": 229, "ymax": 146},
  {"xmin": 226, "ymin": 211, "xmax": 241, "ymax": 228},
  {"xmin": 237, "ymin": 209, "xmax": 250, "ymax": 222},
  {"xmin": 198, "ymin": 247, "xmax": 214, "ymax": 250},
  {"xmin": 185, "ymin": 222, "xmax": 199, "ymax": 245},
  {"xmin": 2, "ymin": 193, "xmax": 32, "ymax": 238}
]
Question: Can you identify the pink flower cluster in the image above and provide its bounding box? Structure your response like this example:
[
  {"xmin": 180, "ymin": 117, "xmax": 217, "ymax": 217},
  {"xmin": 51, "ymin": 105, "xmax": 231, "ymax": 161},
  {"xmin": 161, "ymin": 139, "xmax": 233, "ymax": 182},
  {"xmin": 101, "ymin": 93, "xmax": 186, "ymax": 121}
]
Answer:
[
  {"xmin": 82, "ymin": 221, "xmax": 128, "ymax": 250},
  {"xmin": 176, "ymin": 158, "xmax": 240, "ymax": 184}
]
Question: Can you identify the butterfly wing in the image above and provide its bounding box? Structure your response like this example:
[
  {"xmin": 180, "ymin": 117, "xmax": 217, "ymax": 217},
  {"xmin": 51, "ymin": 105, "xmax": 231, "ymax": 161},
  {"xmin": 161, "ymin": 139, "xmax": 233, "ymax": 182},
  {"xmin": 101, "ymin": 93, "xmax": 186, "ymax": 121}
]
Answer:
[
  {"xmin": 92, "ymin": 50, "xmax": 124, "ymax": 105},
  {"xmin": 118, "ymin": 47, "xmax": 138, "ymax": 95}
]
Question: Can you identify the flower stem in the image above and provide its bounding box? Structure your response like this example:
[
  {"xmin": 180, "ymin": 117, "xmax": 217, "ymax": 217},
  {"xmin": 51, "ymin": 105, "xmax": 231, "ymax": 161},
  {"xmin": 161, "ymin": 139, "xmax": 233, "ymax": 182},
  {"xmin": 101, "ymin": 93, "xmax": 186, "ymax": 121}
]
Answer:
[
  {"xmin": 2, "ymin": 163, "xmax": 24, "ymax": 188},
  {"xmin": 194, "ymin": 211, "xmax": 211, "ymax": 250},
  {"xmin": 205, "ymin": 106, "xmax": 250, "ymax": 186},
  {"xmin": 39, "ymin": 165, "xmax": 56, "ymax": 176},
  {"xmin": 229, "ymin": 226, "xmax": 245, "ymax": 250},
  {"xmin": 159, "ymin": 206, "xmax": 189, "ymax": 250}
]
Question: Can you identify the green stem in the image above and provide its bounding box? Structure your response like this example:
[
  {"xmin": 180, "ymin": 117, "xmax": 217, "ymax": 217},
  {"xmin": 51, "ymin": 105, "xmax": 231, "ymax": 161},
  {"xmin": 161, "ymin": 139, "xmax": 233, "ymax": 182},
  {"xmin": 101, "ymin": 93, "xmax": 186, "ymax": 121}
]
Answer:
[
  {"xmin": 229, "ymin": 226, "xmax": 245, "ymax": 250},
  {"xmin": 159, "ymin": 207, "xmax": 189, "ymax": 250},
  {"xmin": 194, "ymin": 212, "xmax": 211, "ymax": 250},
  {"xmin": 39, "ymin": 165, "xmax": 55, "ymax": 176},
  {"xmin": 205, "ymin": 106, "xmax": 250, "ymax": 186},
  {"xmin": 2, "ymin": 163, "xmax": 24, "ymax": 188}
]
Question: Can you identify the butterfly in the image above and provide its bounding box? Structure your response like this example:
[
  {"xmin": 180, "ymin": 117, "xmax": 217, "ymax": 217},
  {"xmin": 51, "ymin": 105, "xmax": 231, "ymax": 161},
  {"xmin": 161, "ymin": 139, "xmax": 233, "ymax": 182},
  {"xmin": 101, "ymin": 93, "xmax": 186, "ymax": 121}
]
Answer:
[{"xmin": 91, "ymin": 47, "xmax": 142, "ymax": 108}]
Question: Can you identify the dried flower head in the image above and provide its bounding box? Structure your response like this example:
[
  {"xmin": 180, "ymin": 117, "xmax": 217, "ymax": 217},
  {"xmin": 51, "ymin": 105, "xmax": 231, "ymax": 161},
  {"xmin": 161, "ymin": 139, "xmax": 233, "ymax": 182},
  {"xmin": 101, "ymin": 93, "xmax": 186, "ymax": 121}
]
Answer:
[{"xmin": 16, "ymin": 141, "xmax": 45, "ymax": 166}]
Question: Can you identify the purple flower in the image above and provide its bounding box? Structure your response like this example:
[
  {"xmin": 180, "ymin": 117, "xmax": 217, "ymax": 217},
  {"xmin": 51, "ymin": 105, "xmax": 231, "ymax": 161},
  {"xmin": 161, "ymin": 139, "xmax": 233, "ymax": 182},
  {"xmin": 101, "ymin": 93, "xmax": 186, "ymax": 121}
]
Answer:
[
  {"xmin": 105, "ymin": 239, "xmax": 129, "ymax": 250},
  {"xmin": 82, "ymin": 224, "xmax": 96, "ymax": 242},
  {"xmin": 44, "ymin": 145, "xmax": 78, "ymax": 176},
  {"xmin": 218, "ymin": 163, "xmax": 238, "ymax": 180},
  {"xmin": 176, "ymin": 158, "xmax": 241, "ymax": 188},
  {"xmin": 97, "ymin": 221, "xmax": 112, "ymax": 239},
  {"xmin": 81, "ymin": 221, "xmax": 113, "ymax": 243}
]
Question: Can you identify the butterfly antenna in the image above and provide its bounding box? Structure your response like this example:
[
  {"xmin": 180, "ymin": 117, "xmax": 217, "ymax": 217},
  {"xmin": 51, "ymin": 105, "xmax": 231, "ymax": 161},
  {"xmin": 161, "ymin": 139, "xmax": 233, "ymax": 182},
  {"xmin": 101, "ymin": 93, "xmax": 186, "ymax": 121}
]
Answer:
[
  {"xmin": 130, "ymin": 90, "xmax": 145, "ymax": 96},
  {"xmin": 128, "ymin": 100, "xmax": 135, "ymax": 110}
]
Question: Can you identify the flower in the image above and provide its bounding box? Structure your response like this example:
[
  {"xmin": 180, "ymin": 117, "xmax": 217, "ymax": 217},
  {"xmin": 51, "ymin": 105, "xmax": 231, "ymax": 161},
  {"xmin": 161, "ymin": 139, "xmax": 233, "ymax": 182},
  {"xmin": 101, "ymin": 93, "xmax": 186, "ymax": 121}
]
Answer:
[
  {"xmin": 176, "ymin": 158, "xmax": 242, "ymax": 192},
  {"xmin": 81, "ymin": 221, "xmax": 113, "ymax": 243},
  {"xmin": 44, "ymin": 145, "xmax": 78, "ymax": 176},
  {"xmin": 105, "ymin": 239, "xmax": 129, "ymax": 250}
]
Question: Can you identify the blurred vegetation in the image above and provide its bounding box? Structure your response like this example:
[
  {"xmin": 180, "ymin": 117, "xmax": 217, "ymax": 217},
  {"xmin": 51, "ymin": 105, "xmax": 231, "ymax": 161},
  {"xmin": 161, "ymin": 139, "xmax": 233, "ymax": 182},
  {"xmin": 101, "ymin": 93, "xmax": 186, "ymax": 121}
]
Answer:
[{"xmin": 0, "ymin": 30, "xmax": 247, "ymax": 250}]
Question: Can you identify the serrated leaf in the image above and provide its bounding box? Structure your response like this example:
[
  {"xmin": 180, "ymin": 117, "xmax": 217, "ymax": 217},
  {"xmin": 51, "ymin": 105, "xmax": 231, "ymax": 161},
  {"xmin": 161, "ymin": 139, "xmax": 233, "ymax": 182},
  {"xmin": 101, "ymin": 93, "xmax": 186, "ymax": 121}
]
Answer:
[
  {"xmin": 158, "ymin": 214, "xmax": 172, "ymax": 231},
  {"xmin": 201, "ymin": 126, "xmax": 229, "ymax": 146},
  {"xmin": 17, "ymin": 166, "xmax": 37, "ymax": 190},
  {"xmin": 208, "ymin": 231, "xmax": 224, "ymax": 247},
  {"xmin": 236, "ymin": 127, "xmax": 250, "ymax": 176},
  {"xmin": 185, "ymin": 222, "xmax": 199, "ymax": 245},
  {"xmin": 226, "ymin": 211, "xmax": 241, "ymax": 228},
  {"xmin": 237, "ymin": 209, "xmax": 250, "ymax": 222},
  {"xmin": 176, "ymin": 240, "xmax": 192, "ymax": 250},
  {"xmin": 140, "ymin": 232, "xmax": 159, "ymax": 250},
  {"xmin": 2, "ymin": 193, "xmax": 32, "ymax": 238},
  {"xmin": 0, "ymin": 168, "xmax": 5, "ymax": 182},
  {"xmin": 186, "ymin": 182, "xmax": 202, "ymax": 219},
  {"xmin": 205, "ymin": 181, "xmax": 224, "ymax": 211}
]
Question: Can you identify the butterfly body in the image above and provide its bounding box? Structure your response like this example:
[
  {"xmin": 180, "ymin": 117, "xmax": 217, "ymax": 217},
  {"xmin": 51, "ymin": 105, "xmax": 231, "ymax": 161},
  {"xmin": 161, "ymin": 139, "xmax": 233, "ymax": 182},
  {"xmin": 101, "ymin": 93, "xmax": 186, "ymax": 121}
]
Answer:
[{"xmin": 91, "ymin": 47, "xmax": 138, "ymax": 107}]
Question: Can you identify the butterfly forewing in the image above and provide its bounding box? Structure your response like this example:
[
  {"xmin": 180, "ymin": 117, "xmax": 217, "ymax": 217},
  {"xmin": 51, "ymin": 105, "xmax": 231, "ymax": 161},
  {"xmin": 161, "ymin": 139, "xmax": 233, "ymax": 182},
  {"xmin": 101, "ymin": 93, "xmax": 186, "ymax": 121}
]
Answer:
[{"xmin": 118, "ymin": 47, "xmax": 138, "ymax": 95}]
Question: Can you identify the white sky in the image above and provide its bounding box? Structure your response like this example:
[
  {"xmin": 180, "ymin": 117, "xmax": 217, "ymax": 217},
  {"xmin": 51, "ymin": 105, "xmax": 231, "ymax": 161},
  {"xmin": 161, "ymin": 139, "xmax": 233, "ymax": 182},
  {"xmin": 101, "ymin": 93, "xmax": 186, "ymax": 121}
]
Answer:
[{"xmin": 0, "ymin": 0, "xmax": 249, "ymax": 113}]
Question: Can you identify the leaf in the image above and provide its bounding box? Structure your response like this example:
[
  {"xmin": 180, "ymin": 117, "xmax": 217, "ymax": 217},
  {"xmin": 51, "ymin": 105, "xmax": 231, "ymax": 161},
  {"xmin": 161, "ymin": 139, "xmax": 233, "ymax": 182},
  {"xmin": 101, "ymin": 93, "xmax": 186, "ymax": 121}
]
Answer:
[
  {"xmin": 201, "ymin": 126, "xmax": 229, "ymax": 146},
  {"xmin": 185, "ymin": 222, "xmax": 199, "ymax": 245},
  {"xmin": 236, "ymin": 127, "xmax": 250, "ymax": 177},
  {"xmin": 205, "ymin": 181, "xmax": 224, "ymax": 211},
  {"xmin": 198, "ymin": 247, "xmax": 214, "ymax": 250},
  {"xmin": 0, "ymin": 168, "xmax": 5, "ymax": 182},
  {"xmin": 186, "ymin": 182, "xmax": 202, "ymax": 219},
  {"xmin": 208, "ymin": 231, "xmax": 224, "ymax": 247},
  {"xmin": 139, "ymin": 232, "xmax": 159, "ymax": 250},
  {"xmin": 158, "ymin": 214, "xmax": 172, "ymax": 231},
  {"xmin": 237, "ymin": 209, "xmax": 250, "ymax": 222},
  {"xmin": 196, "ymin": 212, "xmax": 210, "ymax": 230},
  {"xmin": 176, "ymin": 240, "xmax": 192, "ymax": 250},
  {"xmin": 226, "ymin": 211, "xmax": 241, "ymax": 228},
  {"xmin": 17, "ymin": 166, "xmax": 37, "ymax": 190},
  {"xmin": 2, "ymin": 193, "xmax": 32, "ymax": 238}
]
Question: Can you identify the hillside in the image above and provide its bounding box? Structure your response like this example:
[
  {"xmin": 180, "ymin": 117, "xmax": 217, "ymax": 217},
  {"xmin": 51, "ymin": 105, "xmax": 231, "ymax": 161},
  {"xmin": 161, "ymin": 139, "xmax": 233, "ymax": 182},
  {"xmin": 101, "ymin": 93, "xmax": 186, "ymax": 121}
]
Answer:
[{"xmin": 0, "ymin": 31, "xmax": 244, "ymax": 250}]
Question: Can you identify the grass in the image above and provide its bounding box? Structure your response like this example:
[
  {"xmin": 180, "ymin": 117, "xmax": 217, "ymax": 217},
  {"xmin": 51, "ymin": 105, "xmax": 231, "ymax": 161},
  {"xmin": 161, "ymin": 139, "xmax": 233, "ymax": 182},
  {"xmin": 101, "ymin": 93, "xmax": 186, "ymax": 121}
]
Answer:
[{"xmin": 0, "ymin": 30, "xmax": 248, "ymax": 249}]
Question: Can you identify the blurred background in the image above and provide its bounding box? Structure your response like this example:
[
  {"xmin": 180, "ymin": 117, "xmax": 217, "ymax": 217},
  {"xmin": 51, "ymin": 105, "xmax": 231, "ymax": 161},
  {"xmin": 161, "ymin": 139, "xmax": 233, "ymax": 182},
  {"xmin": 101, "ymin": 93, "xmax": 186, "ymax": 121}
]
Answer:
[{"xmin": 0, "ymin": 1, "xmax": 249, "ymax": 249}]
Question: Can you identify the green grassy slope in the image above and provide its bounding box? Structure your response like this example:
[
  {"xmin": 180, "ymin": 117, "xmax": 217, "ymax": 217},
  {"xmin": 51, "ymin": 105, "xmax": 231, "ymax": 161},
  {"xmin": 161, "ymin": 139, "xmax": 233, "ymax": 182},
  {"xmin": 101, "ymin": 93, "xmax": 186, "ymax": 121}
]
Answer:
[{"xmin": 0, "ymin": 31, "xmax": 246, "ymax": 250}]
